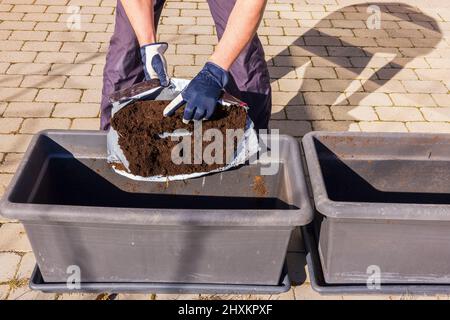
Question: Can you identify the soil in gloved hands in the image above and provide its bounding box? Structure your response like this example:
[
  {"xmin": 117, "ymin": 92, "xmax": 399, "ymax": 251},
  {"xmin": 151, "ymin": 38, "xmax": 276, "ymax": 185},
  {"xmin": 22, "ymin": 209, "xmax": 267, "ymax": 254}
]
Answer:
[{"xmin": 110, "ymin": 100, "xmax": 247, "ymax": 177}]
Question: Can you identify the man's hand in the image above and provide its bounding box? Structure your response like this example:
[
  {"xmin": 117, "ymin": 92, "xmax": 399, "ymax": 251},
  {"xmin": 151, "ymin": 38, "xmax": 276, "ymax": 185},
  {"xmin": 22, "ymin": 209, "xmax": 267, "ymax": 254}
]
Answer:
[
  {"xmin": 140, "ymin": 42, "xmax": 170, "ymax": 86},
  {"xmin": 164, "ymin": 62, "xmax": 229, "ymax": 123}
]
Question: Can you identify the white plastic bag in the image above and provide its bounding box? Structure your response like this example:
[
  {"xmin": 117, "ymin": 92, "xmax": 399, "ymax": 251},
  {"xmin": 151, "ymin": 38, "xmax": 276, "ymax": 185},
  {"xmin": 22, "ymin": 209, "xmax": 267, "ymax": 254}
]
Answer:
[{"xmin": 107, "ymin": 78, "xmax": 259, "ymax": 182}]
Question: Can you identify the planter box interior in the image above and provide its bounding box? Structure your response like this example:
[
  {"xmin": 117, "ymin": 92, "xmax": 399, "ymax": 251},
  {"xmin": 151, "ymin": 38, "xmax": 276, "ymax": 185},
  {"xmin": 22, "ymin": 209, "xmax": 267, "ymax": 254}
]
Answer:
[
  {"xmin": 302, "ymin": 132, "xmax": 450, "ymax": 285},
  {"xmin": 1, "ymin": 130, "xmax": 312, "ymax": 287}
]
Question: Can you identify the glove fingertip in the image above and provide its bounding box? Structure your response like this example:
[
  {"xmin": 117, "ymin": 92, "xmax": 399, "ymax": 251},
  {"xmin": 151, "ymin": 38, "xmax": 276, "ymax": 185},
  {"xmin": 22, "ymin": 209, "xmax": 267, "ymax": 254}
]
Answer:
[
  {"xmin": 193, "ymin": 108, "xmax": 206, "ymax": 121},
  {"xmin": 183, "ymin": 103, "xmax": 195, "ymax": 123},
  {"xmin": 205, "ymin": 107, "xmax": 215, "ymax": 120}
]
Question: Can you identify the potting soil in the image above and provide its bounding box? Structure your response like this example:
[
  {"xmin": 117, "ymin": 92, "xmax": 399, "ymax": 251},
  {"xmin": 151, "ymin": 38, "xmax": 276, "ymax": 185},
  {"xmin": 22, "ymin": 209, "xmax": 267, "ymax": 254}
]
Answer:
[{"xmin": 110, "ymin": 100, "xmax": 247, "ymax": 177}]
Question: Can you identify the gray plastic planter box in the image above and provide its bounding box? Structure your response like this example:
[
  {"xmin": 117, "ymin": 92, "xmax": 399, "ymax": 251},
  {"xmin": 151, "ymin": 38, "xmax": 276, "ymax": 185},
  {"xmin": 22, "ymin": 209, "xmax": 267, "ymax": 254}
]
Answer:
[
  {"xmin": 0, "ymin": 130, "xmax": 312, "ymax": 287},
  {"xmin": 302, "ymin": 131, "xmax": 450, "ymax": 285}
]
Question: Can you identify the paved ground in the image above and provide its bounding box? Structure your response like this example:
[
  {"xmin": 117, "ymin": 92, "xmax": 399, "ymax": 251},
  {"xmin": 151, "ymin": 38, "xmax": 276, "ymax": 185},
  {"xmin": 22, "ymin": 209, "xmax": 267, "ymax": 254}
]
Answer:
[{"xmin": 0, "ymin": 0, "xmax": 450, "ymax": 300}]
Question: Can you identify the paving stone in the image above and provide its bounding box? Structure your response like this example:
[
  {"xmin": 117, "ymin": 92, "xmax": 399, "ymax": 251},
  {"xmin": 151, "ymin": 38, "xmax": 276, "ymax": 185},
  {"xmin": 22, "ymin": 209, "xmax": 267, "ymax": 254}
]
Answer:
[
  {"xmin": 0, "ymin": 62, "xmax": 9, "ymax": 73},
  {"xmin": 58, "ymin": 293, "xmax": 102, "ymax": 300},
  {"xmin": 0, "ymin": 118, "xmax": 22, "ymax": 134},
  {"xmin": 359, "ymin": 121, "xmax": 408, "ymax": 133},
  {"xmin": 35, "ymin": 52, "xmax": 77, "ymax": 64},
  {"xmin": 20, "ymin": 118, "xmax": 71, "ymax": 134},
  {"xmin": 286, "ymin": 105, "xmax": 332, "ymax": 120},
  {"xmin": 5, "ymin": 102, "xmax": 54, "ymax": 118},
  {"xmin": 390, "ymin": 93, "xmax": 436, "ymax": 107},
  {"xmin": 304, "ymin": 92, "xmax": 344, "ymax": 106},
  {"xmin": 0, "ymin": 103, "xmax": 6, "ymax": 116},
  {"xmin": 35, "ymin": 88, "xmax": 82, "ymax": 102},
  {"xmin": 0, "ymin": 223, "xmax": 32, "ymax": 252},
  {"xmin": 0, "ymin": 285, "xmax": 9, "ymax": 300},
  {"xmin": 348, "ymin": 93, "xmax": 393, "ymax": 107},
  {"xmin": 273, "ymin": 92, "xmax": 304, "ymax": 105},
  {"xmin": 53, "ymin": 103, "xmax": 99, "ymax": 118},
  {"xmin": 269, "ymin": 120, "xmax": 312, "ymax": 137},
  {"xmin": 64, "ymin": 75, "xmax": 102, "ymax": 89},
  {"xmin": 402, "ymin": 80, "xmax": 448, "ymax": 94},
  {"xmin": 49, "ymin": 63, "xmax": 92, "ymax": 76},
  {"xmin": 16, "ymin": 252, "xmax": 35, "ymax": 279},
  {"xmin": 7, "ymin": 286, "xmax": 57, "ymax": 300},
  {"xmin": 0, "ymin": 153, "xmax": 23, "ymax": 173},
  {"xmin": 61, "ymin": 42, "xmax": 100, "ymax": 53},
  {"xmin": 431, "ymin": 94, "xmax": 450, "ymax": 107},
  {"xmin": 376, "ymin": 107, "xmax": 424, "ymax": 121},
  {"xmin": 406, "ymin": 122, "xmax": 450, "ymax": 133},
  {"xmin": 0, "ymin": 252, "xmax": 21, "ymax": 282},
  {"xmin": 0, "ymin": 88, "xmax": 37, "ymax": 102},
  {"xmin": 21, "ymin": 75, "xmax": 66, "ymax": 88},
  {"xmin": 0, "ymin": 135, "xmax": 32, "ymax": 152},
  {"xmin": 331, "ymin": 106, "xmax": 378, "ymax": 121},
  {"xmin": 294, "ymin": 282, "xmax": 343, "ymax": 300},
  {"xmin": 47, "ymin": 31, "xmax": 86, "ymax": 42},
  {"xmin": 341, "ymin": 294, "xmax": 393, "ymax": 300},
  {"xmin": 279, "ymin": 79, "xmax": 321, "ymax": 92},
  {"xmin": 12, "ymin": 4, "xmax": 47, "ymax": 13},
  {"xmin": 6, "ymin": 63, "xmax": 51, "ymax": 75},
  {"xmin": 312, "ymin": 121, "xmax": 359, "ymax": 132},
  {"xmin": 116, "ymin": 294, "xmax": 152, "ymax": 300},
  {"xmin": 81, "ymin": 89, "xmax": 101, "ymax": 103},
  {"xmin": 198, "ymin": 294, "xmax": 253, "ymax": 300},
  {"xmin": 0, "ymin": 173, "xmax": 12, "ymax": 198},
  {"xmin": 9, "ymin": 30, "xmax": 46, "ymax": 41},
  {"xmin": 420, "ymin": 107, "xmax": 450, "ymax": 122},
  {"xmin": 70, "ymin": 118, "xmax": 100, "ymax": 130},
  {"xmin": 21, "ymin": 41, "xmax": 62, "ymax": 52}
]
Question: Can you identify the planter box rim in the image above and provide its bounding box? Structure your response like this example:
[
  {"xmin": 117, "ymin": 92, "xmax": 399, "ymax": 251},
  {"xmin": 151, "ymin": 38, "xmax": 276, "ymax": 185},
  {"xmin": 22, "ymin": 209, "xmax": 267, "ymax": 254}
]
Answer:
[{"xmin": 302, "ymin": 131, "xmax": 450, "ymax": 221}]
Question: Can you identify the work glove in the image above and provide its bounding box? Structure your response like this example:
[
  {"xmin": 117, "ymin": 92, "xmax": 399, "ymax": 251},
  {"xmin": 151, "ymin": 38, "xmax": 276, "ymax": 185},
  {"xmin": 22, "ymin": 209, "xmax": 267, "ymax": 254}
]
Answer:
[
  {"xmin": 164, "ymin": 62, "xmax": 229, "ymax": 123},
  {"xmin": 140, "ymin": 42, "xmax": 170, "ymax": 86}
]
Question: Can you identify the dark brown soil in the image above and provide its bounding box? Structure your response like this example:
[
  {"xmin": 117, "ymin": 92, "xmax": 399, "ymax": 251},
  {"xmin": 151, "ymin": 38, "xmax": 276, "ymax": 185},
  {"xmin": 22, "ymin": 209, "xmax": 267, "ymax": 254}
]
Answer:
[{"xmin": 110, "ymin": 99, "xmax": 247, "ymax": 177}]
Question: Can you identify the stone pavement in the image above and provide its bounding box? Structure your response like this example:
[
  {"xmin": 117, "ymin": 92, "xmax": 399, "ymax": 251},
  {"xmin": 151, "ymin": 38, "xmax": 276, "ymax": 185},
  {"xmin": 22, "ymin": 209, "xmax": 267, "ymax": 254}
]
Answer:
[{"xmin": 0, "ymin": 0, "xmax": 449, "ymax": 300}]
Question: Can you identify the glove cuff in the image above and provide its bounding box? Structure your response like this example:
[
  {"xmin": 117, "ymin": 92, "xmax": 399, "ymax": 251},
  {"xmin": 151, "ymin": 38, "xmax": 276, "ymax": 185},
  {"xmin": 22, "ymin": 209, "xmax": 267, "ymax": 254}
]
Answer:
[
  {"xmin": 204, "ymin": 61, "xmax": 229, "ymax": 88},
  {"xmin": 140, "ymin": 42, "xmax": 169, "ymax": 56}
]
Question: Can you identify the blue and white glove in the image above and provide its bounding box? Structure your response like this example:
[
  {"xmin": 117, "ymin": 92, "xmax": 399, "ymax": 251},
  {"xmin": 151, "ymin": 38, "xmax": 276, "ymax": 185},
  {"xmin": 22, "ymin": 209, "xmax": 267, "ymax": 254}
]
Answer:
[
  {"xmin": 165, "ymin": 62, "xmax": 229, "ymax": 123},
  {"xmin": 140, "ymin": 42, "xmax": 170, "ymax": 86}
]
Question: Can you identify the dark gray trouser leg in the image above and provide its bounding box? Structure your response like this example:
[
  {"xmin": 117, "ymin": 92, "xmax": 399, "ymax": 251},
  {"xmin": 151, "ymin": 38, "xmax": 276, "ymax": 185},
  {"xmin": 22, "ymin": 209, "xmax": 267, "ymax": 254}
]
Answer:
[
  {"xmin": 100, "ymin": 0, "xmax": 166, "ymax": 130},
  {"xmin": 207, "ymin": 0, "xmax": 272, "ymax": 130}
]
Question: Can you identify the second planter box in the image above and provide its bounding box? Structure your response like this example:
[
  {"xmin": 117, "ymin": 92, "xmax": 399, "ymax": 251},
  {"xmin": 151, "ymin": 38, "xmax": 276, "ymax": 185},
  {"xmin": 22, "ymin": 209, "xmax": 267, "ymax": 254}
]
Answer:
[{"xmin": 303, "ymin": 131, "xmax": 450, "ymax": 285}]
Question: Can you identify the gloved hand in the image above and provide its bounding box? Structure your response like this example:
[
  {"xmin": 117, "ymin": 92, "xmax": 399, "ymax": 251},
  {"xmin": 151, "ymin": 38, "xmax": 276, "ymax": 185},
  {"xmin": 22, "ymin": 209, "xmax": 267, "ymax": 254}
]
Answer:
[
  {"xmin": 140, "ymin": 42, "xmax": 170, "ymax": 86},
  {"xmin": 165, "ymin": 62, "xmax": 229, "ymax": 123}
]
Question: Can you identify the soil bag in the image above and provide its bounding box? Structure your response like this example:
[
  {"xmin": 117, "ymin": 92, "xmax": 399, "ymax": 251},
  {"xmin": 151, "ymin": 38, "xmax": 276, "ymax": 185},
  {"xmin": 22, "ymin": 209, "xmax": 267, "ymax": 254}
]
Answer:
[{"xmin": 107, "ymin": 79, "xmax": 259, "ymax": 181}]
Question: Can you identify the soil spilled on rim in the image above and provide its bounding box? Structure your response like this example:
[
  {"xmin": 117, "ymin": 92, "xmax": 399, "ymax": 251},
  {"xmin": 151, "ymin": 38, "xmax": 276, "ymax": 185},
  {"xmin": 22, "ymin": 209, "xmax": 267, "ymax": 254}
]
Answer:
[
  {"xmin": 111, "ymin": 100, "xmax": 247, "ymax": 177},
  {"xmin": 253, "ymin": 175, "xmax": 268, "ymax": 196}
]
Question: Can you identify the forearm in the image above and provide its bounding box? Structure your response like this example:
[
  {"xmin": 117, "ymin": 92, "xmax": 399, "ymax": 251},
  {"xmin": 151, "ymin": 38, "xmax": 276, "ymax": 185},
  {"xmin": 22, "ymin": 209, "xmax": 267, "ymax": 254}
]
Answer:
[
  {"xmin": 209, "ymin": 0, "xmax": 267, "ymax": 70},
  {"xmin": 120, "ymin": 0, "xmax": 156, "ymax": 45}
]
